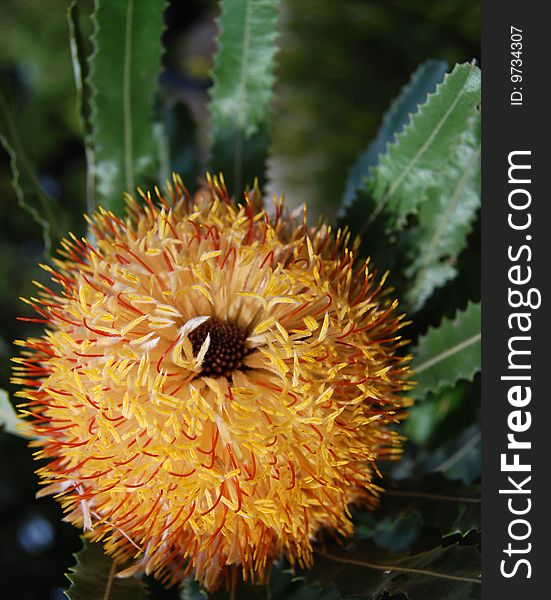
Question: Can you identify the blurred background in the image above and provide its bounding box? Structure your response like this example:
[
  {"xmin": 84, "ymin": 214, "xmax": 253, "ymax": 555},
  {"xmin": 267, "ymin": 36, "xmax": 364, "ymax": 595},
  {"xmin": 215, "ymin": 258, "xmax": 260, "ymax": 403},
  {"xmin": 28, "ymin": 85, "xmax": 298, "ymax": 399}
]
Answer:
[{"xmin": 0, "ymin": 1, "xmax": 479, "ymax": 598}]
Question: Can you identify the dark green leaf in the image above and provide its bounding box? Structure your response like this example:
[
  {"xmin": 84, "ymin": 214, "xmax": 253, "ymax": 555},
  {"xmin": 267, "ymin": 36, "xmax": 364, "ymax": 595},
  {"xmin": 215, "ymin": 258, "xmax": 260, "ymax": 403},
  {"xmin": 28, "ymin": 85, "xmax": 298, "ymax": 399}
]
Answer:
[
  {"xmin": 64, "ymin": 538, "xmax": 148, "ymax": 600},
  {"xmin": 341, "ymin": 60, "xmax": 448, "ymax": 212},
  {"xmin": 180, "ymin": 578, "xmax": 208, "ymax": 600},
  {"xmin": 209, "ymin": 0, "xmax": 281, "ymax": 195},
  {"xmin": 67, "ymin": 0, "xmax": 95, "ymax": 214},
  {"xmin": 311, "ymin": 540, "xmax": 480, "ymax": 600},
  {"xmin": 270, "ymin": 580, "xmax": 340, "ymax": 600},
  {"xmin": 405, "ymin": 384, "xmax": 466, "ymax": 446},
  {"xmin": 411, "ymin": 302, "xmax": 481, "ymax": 400},
  {"xmin": 0, "ymin": 87, "xmax": 62, "ymax": 252},
  {"xmin": 163, "ymin": 100, "xmax": 200, "ymax": 185},
  {"xmin": 266, "ymin": 566, "xmax": 341, "ymax": 600},
  {"xmin": 391, "ymin": 380, "xmax": 480, "ymax": 485},
  {"xmin": 355, "ymin": 510, "xmax": 422, "ymax": 554},
  {"xmin": 368, "ymin": 474, "xmax": 480, "ymax": 539},
  {"xmin": 339, "ymin": 184, "xmax": 407, "ymax": 287},
  {"xmin": 353, "ymin": 476, "xmax": 479, "ymax": 553},
  {"xmin": 405, "ymin": 112, "xmax": 480, "ymax": 311},
  {"xmin": 363, "ymin": 62, "xmax": 480, "ymax": 236},
  {"xmin": 89, "ymin": 0, "xmax": 167, "ymax": 213},
  {"xmin": 205, "ymin": 563, "xmax": 341, "ymax": 600},
  {"xmin": 421, "ymin": 424, "xmax": 481, "ymax": 485},
  {"xmin": 208, "ymin": 582, "xmax": 265, "ymax": 600}
]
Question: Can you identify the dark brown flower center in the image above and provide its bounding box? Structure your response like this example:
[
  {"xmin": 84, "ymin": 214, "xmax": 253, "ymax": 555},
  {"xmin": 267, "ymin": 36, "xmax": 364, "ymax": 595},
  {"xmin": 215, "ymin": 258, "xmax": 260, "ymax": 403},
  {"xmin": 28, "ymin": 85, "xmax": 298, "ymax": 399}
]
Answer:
[{"xmin": 188, "ymin": 318, "xmax": 247, "ymax": 378}]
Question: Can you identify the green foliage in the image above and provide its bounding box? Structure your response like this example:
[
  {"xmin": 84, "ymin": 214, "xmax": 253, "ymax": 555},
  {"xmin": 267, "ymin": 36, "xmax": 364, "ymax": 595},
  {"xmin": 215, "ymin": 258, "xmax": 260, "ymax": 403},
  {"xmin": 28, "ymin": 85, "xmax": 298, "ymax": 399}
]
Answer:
[
  {"xmin": 209, "ymin": 0, "xmax": 281, "ymax": 195},
  {"xmin": 421, "ymin": 423, "xmax": 481, "ymax": 485},
  {"xmin": 64, "ymin": 538, "xmax": 149, "ymax": 600},
  {"xmin": 342, "ymin": 62, "xmax": 480, "ymax": 315},
  {"xmin": 88, "ymin": 0, "xmax": 167, "ymax": 213},
  {"xmin": 395, "ymin": 378, "xmax": 480, "ymax": 486},
  {"xmin": 268, "ymin": 580, "xmax": 339, "ymax": 600},
  {"xmin": 68, "ymin": 1, "xmax": 95, "ymax": 214},
  {"xmin": 0, "ymin": 88, "xmax": 63, "ymax": 252},
  {"xmin": 270, "ymin": 0, "xmax": 480, "ymax": 215},
  {"xmin": 355, "ymin": 510, "xmax": 423, "ymax": 554},
  {"xmin": 367, "ymin": 62, "xmax": 481, "ymax": 233},
  {"xmin": 180, "ymin": 578, "xmax": 208, "ymax": 600},
  {"xmin": 342, "ymin": 59, "xmax": 449, "ymax": 212},
  {"xmin": 206, "ymin": 566, "xmax": 341, "ymax": 600},
  {"xmin": 310, "ymin": 540, "xmax": 480, "ymax": 600},
  {"xmin": 360, "ymin": 474, "xmax": 480, "ymax": 541},
  {"xmin": 162, "ymin": 102, "xmax": 201, "ymax": 185},
  {"xmin": 265, "ymin": 572, "xmax": 340, "ymax": 600},
  {"xmin": 405, "ymin": 112, "xmax": 480, "ymax": 310},
  {"xmin": 406, "ymin": 384, "xmax": 466, "ymax": 445},
  {"xmin": 411, "ymin": 302, "xmax": 481, "ymax": 401}
]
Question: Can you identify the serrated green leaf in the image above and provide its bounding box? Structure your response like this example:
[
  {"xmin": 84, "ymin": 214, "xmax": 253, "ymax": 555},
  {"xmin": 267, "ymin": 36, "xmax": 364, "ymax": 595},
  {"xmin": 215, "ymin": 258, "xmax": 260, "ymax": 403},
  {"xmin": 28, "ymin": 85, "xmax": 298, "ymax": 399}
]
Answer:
[
  {"xmin": 405, "ymin": 112, "xmax": 480, "ymax": 311},
  {"xmin": 366, "ymin": 62, "xmax": 480, "ymax": 235},
  {"xmin": 209, "ymin": 0, "xmax": 281, "ymax": 195},
  {"xmin": 411, "ymin": 302, "xmax": 481, "ymax": 400},
  {"xmin": 68, "ymin": 2, "xmax": 91, "ymax": 135},
  {"xmin": 64, "ymin": 538, "xmax": 148, "ymax": 600},
  {"xmin": 0, "ymin": 87, "xmax": 62, "ymax": 253},
  {"xmin": 0, "ymin": 389, "xmax": 33, "ymax": 438},
  {"xmin": 311, "ymin": 541, "xmax": 480, "ymax": 600},
  {"xmin": 88, "ymin": 0, "xmax": 167, "ymax": 213},
  {"xmin": 341, "ymin": 60, "xmax": 448, "ymax": 212}
]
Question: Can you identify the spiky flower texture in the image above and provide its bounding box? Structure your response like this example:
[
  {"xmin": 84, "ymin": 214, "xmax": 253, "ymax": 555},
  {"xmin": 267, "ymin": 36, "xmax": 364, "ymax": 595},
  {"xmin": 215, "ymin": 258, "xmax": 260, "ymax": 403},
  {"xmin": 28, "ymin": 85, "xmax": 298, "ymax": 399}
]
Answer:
[{"xmin": 13, "ymin": 176, "xmax": 410, "ymax": 590}]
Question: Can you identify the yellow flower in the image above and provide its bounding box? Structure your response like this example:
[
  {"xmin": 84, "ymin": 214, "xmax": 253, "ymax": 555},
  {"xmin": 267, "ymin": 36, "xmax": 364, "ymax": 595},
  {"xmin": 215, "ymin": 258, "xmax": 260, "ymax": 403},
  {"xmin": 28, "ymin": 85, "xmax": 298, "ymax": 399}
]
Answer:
[{"xmin": 13, "ymin": 175, "xmax": 411, "ymax": 590}]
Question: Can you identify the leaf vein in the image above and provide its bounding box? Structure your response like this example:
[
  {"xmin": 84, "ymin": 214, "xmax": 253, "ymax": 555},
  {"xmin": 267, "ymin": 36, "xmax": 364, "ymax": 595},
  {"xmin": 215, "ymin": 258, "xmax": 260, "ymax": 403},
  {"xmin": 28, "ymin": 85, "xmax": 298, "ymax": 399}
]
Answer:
[
  {"xmin": 319, "ymin": 551, "xmax": 481, "ymax": 584},
  {"xmin": 420, "ymin": 144, "xmax": 480, "ymax": 270},
  {"xmin": 415, "ymin": 333, "xmax": 481, "ymax": 374},
  {"xmin": 385, "ymin": 67, "xmax": 473, "ymax": 203}
]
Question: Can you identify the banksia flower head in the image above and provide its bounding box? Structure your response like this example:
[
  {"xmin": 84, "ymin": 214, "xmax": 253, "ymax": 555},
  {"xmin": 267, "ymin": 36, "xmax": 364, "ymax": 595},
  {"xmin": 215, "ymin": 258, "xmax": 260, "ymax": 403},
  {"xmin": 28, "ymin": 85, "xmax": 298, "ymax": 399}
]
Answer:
[{"xmin": 13, "ymin": 175, "xmax": 411, "ymax": 590}]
